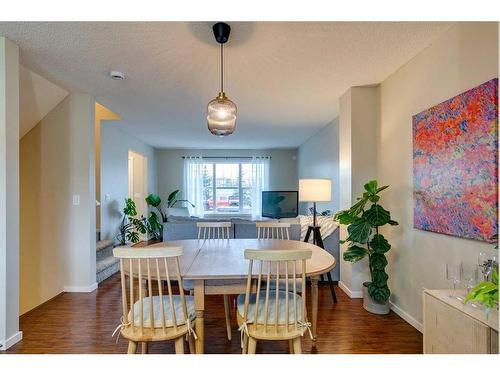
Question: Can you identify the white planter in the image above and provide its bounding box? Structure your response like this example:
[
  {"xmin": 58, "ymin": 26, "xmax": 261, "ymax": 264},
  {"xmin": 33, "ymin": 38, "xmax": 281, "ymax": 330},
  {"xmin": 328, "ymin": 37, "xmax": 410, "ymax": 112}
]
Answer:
[{"xmin": 362, "ymin": 282, "xmax": 390, "ymax": 315}]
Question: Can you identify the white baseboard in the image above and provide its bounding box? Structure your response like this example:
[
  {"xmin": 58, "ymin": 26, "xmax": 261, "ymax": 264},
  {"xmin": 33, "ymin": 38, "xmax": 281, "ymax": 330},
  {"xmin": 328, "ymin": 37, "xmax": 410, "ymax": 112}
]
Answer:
[
  {"xmin": 389, "ymin": 301, "xmax": 423, "ymax": 332},
  {"xmin": 0, "ymin": 331, "xmax": 23, "ymax": 351},
  {"xmin": 64, "ymin": 282, "xmax": 98, "ymax": 293},
  {"xmin": 338, "ymin": 281, "xmax": 363, "ymax": 298}
]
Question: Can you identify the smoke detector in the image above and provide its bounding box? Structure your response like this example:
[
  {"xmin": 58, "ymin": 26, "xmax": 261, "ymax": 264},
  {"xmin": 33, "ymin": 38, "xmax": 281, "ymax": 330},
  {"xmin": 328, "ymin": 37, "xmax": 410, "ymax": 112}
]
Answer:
[{"xmin": 109, "ymin": 70, "xmax": 125, "ymax": 80}]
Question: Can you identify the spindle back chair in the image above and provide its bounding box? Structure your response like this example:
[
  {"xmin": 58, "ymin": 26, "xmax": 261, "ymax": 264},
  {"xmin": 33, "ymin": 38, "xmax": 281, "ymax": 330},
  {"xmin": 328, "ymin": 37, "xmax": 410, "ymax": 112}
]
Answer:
[
  {"xmin": 113, "ymin": 246, "xmax": 196, "ymax": 354},
  {"xmin": 192, "ymin": 221, "xmax": 233, "ymax": 340},
  {"xmin": 256, "ymin": 222, "xmax": 291, "ymax": 240},
  {"xmin": 197, "ymin": 221, "xmax": 232, "ymax": 239},
  {"xmin": 237, "ymin": 249, "xmax": 312, "ymax": 354}
]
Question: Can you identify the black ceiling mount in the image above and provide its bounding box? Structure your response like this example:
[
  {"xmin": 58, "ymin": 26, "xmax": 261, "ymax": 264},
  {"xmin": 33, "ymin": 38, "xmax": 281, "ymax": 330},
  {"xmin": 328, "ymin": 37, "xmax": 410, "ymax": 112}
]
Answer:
[{"xmin": 212, "ymin": 22, "xmax": 231, "ymax": 44}]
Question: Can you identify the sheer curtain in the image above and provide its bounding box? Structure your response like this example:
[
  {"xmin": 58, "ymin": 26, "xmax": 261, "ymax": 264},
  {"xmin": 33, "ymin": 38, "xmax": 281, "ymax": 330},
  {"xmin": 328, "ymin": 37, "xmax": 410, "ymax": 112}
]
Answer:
[
  {"xmin": 183, "ymin": 156, "xmax": 205, "ymax": 217},
  {"xmin": 251, "ymin": 156, "xmax": 270, "ymax": 217}
]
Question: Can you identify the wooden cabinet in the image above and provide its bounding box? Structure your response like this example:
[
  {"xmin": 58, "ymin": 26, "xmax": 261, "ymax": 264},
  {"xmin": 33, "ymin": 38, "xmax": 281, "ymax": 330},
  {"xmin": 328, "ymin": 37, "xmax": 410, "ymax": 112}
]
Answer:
[{"xmin": 423, "ymin": 290, "xmax": 499, "ymax": 354}]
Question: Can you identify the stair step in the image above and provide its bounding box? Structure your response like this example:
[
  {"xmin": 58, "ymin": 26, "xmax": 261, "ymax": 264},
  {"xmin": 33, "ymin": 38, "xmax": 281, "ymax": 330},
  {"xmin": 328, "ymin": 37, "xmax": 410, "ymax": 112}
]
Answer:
[
  {"xmin": 96, "ymin": 239, "xmax": 114, "ymax": 252},
  {"xmin": 96, "ymin": 255, "xmax": 120, "ymax": 283}
]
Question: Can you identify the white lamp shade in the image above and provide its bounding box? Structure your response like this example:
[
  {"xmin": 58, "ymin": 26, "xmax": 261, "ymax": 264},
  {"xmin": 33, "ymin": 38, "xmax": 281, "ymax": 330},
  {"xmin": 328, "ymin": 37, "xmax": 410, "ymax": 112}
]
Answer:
[{"xmin": 299, "ymin": 179, "xmax": 331, "ymax": 202}]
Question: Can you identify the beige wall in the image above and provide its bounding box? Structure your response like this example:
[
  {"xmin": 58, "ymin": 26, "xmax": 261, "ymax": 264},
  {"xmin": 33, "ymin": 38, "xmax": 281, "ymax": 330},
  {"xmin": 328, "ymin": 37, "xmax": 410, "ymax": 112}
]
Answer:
[
  {"xmin": 95, "ymin": 103, "xmax": 120, "ymax": 232},
  {"xmin": 20, "ymin": 93, "xmax": 96, "ymax": 314},
  {"xmin": 0, "ymin": 37, "xmax": 21, "ymax": 349},
  {"xmin": 338, "ymin": 86, "xmax": 380, "ymax": 296},
  {"xmin": 378, "ymin": 22, "xmax": 498, "ymax": 329}
]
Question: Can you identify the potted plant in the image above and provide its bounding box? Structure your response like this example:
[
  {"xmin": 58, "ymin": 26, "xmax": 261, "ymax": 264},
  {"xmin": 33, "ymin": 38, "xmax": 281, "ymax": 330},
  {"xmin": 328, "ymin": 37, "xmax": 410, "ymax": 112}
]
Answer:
[
  {"xmin": 465, "ymin": 267, "xmax": 498, "ymax": 316},
  {"xmin": 334, "ymin": 180, "xmax": 398, "ymax": 314},
  {"xmin": 145, "ymin": 190, "xmax": 195, "ymax": 223},
  {"xmin": 116, "ymin": 198, "xmax": 149, "ymax": 245},
  {"xmin": 465, "ymin": 236, "xmax": 498, "ymax": 316}
]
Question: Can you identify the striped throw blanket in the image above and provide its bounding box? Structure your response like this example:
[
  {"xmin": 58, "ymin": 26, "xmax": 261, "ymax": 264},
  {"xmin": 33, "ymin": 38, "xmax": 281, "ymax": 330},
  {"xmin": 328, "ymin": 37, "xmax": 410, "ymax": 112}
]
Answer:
[{"xmin": 297, "ymin": 215, "xmax": 338, "ymax": 242}]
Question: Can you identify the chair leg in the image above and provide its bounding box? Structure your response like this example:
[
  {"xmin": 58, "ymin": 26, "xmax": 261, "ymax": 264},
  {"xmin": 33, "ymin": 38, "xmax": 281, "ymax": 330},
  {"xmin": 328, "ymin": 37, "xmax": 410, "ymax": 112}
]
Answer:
[
  {"xmin": 223, "ymin": 295, "xmax": 232, "ymax": 341},
  {"xmin": 292, "ymin": 338, "xmax": 302, "ymax": 354},
  {"xmin": 127, "ymin": 341, "xmax": 137, "ymax": 354},
  {"xmin": 188, "ymin": 334, "xmax": 196, "ymax": 354},
  {"xmin": 288, "ymin": 340, "xmax": 294, "ymax": 354},
  {"xmin": 140, "ymin": 342, "xmax": 148, "ymax": 354},
  {"xmin": 247, "ymin": 337, "xmax": 257, "ymax": 354},
  {"xmin": 174, "ymin": 337, "xmax": 185, "ymax": 354}
]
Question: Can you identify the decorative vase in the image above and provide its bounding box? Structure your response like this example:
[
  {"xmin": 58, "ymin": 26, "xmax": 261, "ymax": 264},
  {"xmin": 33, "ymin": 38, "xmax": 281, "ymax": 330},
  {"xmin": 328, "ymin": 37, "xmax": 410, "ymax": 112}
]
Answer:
[{"xmin": 362, "ymin": 282, "xmax": 390, "ymax": 315}]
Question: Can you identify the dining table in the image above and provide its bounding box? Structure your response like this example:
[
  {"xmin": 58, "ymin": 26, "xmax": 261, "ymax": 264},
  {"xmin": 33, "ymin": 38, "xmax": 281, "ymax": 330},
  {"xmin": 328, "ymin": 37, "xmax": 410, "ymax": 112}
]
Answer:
[{"xmin": 128, "ymin": 238, "xmax": 336, "ymax": 354}]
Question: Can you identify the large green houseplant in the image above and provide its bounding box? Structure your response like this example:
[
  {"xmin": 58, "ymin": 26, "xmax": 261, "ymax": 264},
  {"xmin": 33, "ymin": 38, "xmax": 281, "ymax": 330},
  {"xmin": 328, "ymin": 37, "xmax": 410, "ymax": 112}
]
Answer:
[
  {"xmin": 145, "ymin": 189, "xmax": 194, "ymax": 222},
  {"xmin": 334, "ymin": 180, "xmax": 398, "ymax": 313},
  {"xmin": 116, "ymin": 198, "xmax": 148, "ymax": 245},
  {"xmin": 145, "ymin": 190, "xmax": 194, "ymax": 241}
]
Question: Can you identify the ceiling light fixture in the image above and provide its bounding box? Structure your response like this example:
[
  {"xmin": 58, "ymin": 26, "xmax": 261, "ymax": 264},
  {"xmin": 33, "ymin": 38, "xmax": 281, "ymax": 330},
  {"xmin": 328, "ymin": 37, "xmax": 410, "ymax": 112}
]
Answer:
[{"xmin": 207, "ymin": 22, "xmax": 237, "ymax": 137}]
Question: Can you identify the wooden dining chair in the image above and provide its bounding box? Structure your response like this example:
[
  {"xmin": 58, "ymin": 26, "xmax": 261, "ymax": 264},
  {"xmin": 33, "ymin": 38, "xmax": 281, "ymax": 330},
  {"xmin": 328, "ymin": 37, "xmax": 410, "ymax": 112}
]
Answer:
[
  {"xmin": 257, "ymin": 222, "xmax": 302, "ymax": 292},
  {"xmin": 112, "ymin": 246, "xmax": 197, "ymax": 354},
  {"xmin": 256, "ymin": 222, "xmax": 291, "ymax": 240},
  {"xmin": 184, "ymin": 221, "xmax": 234, "ymax": 341},
  {"xmin": 197, "ymin": 221, "xmax": 232, "ymax": 239},
  {"xmin": 237, "ymin": 249, "xmax": 312, "ymax": 354}
]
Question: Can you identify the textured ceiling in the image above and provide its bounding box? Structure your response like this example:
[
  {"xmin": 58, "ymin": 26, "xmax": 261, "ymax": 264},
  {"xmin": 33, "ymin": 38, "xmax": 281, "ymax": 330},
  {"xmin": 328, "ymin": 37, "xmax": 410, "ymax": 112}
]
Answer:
[{"xmin": 0, "ymin": 22, "xmax": 453, "ymax": 149}]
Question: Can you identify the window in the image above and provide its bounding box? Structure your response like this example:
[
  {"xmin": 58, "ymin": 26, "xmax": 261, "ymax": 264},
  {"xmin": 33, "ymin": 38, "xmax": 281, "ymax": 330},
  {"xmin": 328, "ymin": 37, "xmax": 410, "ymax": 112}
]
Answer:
[
  {"xmin": 202, "ymin": 162, "xmax": 253, "ymax": 214},
  {"xmin": 184, "ymin": 157, "xmax": 269, "ymax": 217}
]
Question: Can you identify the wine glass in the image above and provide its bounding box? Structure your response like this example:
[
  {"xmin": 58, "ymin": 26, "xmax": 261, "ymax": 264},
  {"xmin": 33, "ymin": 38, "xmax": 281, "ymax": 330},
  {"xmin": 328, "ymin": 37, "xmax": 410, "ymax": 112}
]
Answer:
[
  {"xmin": 446, "ymin": 262, "xmax": 462, "ymax": 299},
  {"xmin": 462, "ymin": 263, "xmax": 479, "ymax": 298}
]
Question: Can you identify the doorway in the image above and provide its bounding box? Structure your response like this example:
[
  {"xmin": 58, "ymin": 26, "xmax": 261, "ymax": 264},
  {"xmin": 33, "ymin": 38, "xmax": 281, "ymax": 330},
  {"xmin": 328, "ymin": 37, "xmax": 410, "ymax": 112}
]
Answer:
[{"xmin": 128, "ymin": 150, "xmax": 148, "ymax": 225}]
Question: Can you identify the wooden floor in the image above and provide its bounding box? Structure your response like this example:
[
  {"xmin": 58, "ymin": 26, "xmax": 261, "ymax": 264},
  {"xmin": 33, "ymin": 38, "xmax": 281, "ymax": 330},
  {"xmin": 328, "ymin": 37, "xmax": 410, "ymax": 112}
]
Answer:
[{"xmin": 4, "ymin": 274, "xmax": 422, "ymax": 354}]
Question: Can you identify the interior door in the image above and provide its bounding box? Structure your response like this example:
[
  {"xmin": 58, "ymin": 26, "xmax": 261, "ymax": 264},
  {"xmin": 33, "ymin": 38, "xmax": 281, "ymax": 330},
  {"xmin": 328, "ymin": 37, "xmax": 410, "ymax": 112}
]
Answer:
[{"xmin": 128, "ymin": 151, "xmax": 148, "ymax": 239}]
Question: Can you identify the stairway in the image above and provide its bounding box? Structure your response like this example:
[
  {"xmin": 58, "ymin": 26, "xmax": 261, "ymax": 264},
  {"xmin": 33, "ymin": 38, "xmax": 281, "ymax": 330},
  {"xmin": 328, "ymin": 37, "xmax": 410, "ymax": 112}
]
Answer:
[{"xmin": 96, "ymin": 239, "xmax": 119, "ymax": 283}]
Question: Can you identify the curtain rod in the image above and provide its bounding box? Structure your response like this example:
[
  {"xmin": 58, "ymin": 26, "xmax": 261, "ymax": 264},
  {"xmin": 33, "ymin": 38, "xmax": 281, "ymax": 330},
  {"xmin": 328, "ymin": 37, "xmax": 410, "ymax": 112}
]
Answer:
[{"xmin": 181, "ymin": 156, "xmax": 271, "ymax": 159}]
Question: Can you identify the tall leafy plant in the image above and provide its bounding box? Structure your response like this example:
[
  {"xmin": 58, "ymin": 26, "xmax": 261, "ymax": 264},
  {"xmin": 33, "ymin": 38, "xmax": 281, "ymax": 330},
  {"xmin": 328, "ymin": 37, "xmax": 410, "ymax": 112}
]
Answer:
[
  {"xmin": 334, "ymin": 180, "xmax": 398, "ymax": 303},
  {"xmin": 146, "ymin": 190, "xmax": 195, "ymax": 222},
  {"xmin": 145, "ymin": 193, "xmax": 167, "ymax": 222},
  {"xmin": 116, "ymin": 198, "xmax": 148, "ymax": 245},
  {"xmin": 166, "ymin": 189, "xmax": 195, "ymax": 209}
]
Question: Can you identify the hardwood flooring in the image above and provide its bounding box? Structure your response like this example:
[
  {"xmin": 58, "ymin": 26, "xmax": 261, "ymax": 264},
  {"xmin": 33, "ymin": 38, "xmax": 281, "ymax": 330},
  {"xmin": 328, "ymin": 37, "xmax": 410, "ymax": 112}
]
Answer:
[{"xmin": 4, "ymin": 274, "xmax": 422, "ymax": 354}]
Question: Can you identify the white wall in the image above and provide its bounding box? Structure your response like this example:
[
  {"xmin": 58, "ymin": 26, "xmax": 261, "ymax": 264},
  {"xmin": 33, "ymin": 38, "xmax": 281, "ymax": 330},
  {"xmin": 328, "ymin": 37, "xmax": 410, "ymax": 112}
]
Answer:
[
  {"xmin": 100, "ymin": 125, "xmax": 157, "ymax": 241},
  {"xmin": 19, "ymin": 93, "xmax": 96, "ymax": 314},
  {"xmin": 378, "ymin": 22, "xmax": 498, "ymax": 329},
  {"xmin": 156, "ymin": 148, "xmax": 298, "ymax": 202},
  {"xmin": 0, "ymin": 37, "xmax": 21, "ymax": 350},
  {"xmin": 297, "ymin": 119, "xmax": 340, "ymax": 215}
]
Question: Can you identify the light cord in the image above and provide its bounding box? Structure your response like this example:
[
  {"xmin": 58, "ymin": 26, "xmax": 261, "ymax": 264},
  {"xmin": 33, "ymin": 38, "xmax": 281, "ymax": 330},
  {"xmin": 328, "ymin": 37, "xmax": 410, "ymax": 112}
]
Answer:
[{"xmin": 220, "ymin": 43, "xmax": 224, "ymax": 93}]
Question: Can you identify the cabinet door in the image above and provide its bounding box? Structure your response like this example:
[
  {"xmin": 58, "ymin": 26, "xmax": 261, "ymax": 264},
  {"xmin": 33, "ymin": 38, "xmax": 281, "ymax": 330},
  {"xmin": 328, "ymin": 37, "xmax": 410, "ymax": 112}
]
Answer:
[
  {"xmin": 424, "ymin": 294, "xmax": 490, "ymax": 353},
  {"xmin": 491, "ymin": 330, "xmax": 499, "ymax": 354}
]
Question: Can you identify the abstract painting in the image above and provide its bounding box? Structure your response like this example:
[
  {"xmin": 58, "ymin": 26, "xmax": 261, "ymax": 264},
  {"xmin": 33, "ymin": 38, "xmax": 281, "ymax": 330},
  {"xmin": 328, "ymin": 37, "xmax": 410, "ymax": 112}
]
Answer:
[{"xmin": 413, "ymin": 78, "xmax": 498, "ymax": 242}]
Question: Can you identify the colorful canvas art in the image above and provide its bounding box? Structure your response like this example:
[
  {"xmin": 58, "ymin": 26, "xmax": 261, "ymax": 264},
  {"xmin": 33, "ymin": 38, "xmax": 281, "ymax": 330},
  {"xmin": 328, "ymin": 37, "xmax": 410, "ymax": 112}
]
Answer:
[{"xmin": 413, "ymin": 78, "xmax": 498, "ymax": 242}]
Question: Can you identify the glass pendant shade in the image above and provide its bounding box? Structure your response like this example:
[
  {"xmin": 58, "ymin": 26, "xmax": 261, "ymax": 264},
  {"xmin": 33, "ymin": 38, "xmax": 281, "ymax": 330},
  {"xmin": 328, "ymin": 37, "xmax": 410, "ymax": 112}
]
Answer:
[{"xmin": 207, "ymin": 92, "xmax": 237, "ymax": 136}]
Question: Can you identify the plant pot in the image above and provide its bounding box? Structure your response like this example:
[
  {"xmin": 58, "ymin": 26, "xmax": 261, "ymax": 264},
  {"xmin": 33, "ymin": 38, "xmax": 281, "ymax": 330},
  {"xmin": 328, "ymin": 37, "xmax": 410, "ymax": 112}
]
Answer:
[{"xmin": 362, "ymin": 282, "xmax": 390, "ymax": 315}]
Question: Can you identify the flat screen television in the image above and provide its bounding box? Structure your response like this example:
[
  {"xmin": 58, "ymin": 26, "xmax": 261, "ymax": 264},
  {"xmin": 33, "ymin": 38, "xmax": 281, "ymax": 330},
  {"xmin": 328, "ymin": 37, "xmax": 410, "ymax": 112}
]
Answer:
[{"xmin": 261, "ymin": 191, "xmax": 298, "ymax": 219}]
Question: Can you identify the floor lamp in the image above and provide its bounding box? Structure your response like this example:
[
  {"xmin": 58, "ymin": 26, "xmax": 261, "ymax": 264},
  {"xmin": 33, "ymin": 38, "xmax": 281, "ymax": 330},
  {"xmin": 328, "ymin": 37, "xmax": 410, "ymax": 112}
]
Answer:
[{"xmin": 299, "ymin": 178, "xmax": 337, "ymax": 303}]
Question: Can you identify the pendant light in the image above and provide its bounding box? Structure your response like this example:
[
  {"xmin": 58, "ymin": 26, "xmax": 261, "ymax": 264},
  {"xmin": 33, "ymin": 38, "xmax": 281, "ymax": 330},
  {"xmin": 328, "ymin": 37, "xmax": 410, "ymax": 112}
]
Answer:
[{"xmin": 207, "ymin": 22, "xmax": 237, "ymax": 136}]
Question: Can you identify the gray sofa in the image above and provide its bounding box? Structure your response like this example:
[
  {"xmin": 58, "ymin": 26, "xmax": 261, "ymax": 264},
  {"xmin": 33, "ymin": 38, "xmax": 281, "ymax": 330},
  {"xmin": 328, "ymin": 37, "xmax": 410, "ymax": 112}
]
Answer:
[{"xmin": 163, "ymin": 217, "xmax": 339, "ymax": 281}]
